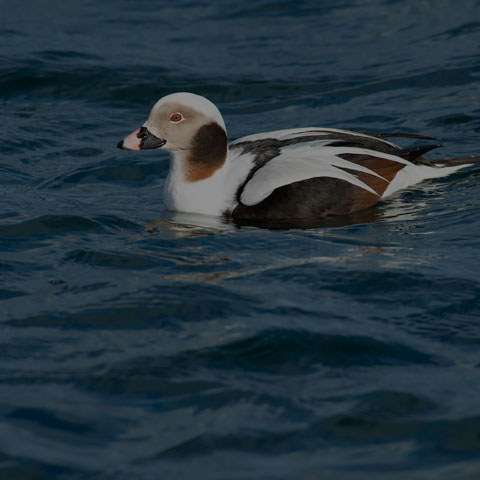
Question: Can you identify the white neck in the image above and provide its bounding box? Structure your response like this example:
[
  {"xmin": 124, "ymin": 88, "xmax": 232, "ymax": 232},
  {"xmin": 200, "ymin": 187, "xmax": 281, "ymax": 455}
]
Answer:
[{"xmin": 162, "ymin": 149, "xmax": 250, "ymax": 216}]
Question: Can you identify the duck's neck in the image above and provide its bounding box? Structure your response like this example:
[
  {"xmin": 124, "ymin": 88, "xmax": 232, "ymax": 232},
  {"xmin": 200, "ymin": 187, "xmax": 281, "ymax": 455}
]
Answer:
[{"xmin": 163, "ymin": 149, "xmax": 234, "ymax": 216}]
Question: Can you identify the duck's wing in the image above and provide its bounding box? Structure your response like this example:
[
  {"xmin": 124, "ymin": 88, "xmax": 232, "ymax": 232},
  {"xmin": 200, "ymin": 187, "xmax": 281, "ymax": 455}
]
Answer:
[{"xmin": 230, "ymin": 128, "xmax": 440, "ymax": 208}]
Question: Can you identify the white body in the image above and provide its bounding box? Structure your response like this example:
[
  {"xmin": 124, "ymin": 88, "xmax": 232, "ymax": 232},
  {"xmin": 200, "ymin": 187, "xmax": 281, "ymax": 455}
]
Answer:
[{"xmin": 162, "ymin": 148, "xmax": 254, "ymax": 215}]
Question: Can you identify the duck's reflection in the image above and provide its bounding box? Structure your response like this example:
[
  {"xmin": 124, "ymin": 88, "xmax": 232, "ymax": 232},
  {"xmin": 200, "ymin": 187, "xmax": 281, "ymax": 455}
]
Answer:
[
  {"xmin": 145, "ymin": 195, "xmax": 424, "ymax": 235},
  {"xmin": 231, "ymin": 206, "xmax": 385, "ymax": 229},
  {"xmin": 140, "ymin": 197, "xmax": 428, "ymax": 284},
  {"xmin": 145, "ymin": 210, "xmax": 233, "ymax": 237}
]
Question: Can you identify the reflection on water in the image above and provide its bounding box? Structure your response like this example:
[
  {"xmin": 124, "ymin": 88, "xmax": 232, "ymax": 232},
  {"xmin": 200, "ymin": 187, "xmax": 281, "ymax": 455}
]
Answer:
[
  {"xmin": 144, "ymin": 194, "xmax": 427, "ymax": 233},
  {"xmin": 231, "ymin": 205, "xmax": 386, "ymax": 229},
  {"xmin": 145, "ymin": 211, "xmax": 233, "ymax": 237},
  {"xmin": 2, "ymin": 0, "xmax": 480, "ymax": 478},
  {"xmin": 149, "ymin": 200, "xmax": 396, "ymax": 232}
]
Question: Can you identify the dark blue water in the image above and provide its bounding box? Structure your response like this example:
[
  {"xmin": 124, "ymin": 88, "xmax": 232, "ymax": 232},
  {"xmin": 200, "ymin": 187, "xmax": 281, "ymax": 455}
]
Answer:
[{"xmin": 2, "ymin": 1, "xmax": 480, "ymax": 478}]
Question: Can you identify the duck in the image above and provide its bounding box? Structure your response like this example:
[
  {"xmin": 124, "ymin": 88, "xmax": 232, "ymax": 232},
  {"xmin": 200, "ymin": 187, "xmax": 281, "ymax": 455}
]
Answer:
[{"xmin": 118, "ymin": 92, "xmax": 480, "ymax": 220}]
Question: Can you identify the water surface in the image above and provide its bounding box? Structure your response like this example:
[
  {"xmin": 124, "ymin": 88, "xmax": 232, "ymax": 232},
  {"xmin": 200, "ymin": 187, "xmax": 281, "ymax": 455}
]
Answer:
[{"xmin": 2, "ymin": 1, "xmax": 480, "ymax": 478}]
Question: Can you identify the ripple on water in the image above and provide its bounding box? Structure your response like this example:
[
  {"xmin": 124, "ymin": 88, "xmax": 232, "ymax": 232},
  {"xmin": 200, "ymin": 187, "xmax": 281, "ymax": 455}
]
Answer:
[
  {"xmin": 37, "ymin": 160, "xmax": 168, "ymax": 189},
  {"xmin": 0, "ymin": 215, "xmax": 104, "ymax": 238},
  {"xmin": 2, "ymin": 1, "xmax": 480, "ymax": 478},
  {"xmin": 79, "ymin": 330, "xmax": 439, "ymax": 397}
]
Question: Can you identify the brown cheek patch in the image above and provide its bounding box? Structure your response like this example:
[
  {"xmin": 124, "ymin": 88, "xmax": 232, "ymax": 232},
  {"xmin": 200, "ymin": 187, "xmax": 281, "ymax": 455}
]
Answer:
[
  {"xmin": 337, "ymin": 154, "xmax": 407, "ymax": 213},
  {"xmin": 185, "ymin": 123, "xmax": 228, "ymax": 182}
]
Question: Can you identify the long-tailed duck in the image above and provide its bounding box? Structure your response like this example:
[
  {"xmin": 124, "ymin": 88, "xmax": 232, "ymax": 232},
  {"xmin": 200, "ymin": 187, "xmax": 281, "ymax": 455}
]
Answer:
[{"xmin": 118, "ymin": 92, "xmax": 480, "ymax": 220}]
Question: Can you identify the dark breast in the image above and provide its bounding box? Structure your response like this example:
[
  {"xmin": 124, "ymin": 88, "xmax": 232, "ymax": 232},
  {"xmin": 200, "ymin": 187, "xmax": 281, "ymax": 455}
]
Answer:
[{"xmin": 231, "ymin": 177, "xmax": 358, "ymax": 220}]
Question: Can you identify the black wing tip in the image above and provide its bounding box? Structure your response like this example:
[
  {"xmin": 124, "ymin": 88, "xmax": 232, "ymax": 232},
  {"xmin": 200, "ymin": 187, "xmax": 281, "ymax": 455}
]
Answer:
[{"xmin": 362, "ymin": 132, "xmax": 438, "ymax": 141}]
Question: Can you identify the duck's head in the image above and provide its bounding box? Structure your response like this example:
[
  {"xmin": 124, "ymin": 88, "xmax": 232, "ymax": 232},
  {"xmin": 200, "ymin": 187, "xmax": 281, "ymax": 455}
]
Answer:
[{"xmin": 118, "ymin": 92, "xmax": 228, "ymax": 181}]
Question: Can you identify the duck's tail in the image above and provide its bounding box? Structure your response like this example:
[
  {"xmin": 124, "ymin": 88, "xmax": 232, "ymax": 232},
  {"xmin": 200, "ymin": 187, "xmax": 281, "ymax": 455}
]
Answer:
[
  {"xmin": 366, "ymin": 132, "xmax": 480, "ymax": 169},
  {"xmin": 394, "ymin": 145, "xmax": 480, "ymax": 168}
]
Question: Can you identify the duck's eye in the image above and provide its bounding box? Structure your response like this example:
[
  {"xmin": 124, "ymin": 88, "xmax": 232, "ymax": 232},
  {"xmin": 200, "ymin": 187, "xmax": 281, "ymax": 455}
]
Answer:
[{"xmin": 170, "ymin": 113, "xmax": 184, "ymax": 123}]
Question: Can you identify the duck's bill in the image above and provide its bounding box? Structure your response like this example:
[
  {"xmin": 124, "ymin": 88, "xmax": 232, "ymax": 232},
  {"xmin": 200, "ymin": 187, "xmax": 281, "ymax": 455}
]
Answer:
[{"xmin": 117, "ymin": 127, "xmax": 166, "ymax": 150}]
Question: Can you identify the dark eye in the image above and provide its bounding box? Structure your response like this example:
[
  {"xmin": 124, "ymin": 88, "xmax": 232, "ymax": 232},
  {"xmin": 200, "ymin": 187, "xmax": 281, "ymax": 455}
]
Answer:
[{"xmin": 170, "ymin": 113, "xmax": 183, "ymax": 123}]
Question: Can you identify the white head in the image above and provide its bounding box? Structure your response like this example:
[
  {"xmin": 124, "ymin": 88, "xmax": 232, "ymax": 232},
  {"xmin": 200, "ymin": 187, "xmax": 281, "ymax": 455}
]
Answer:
[{"xmin": 118, "ymin": 92, "xmax": 228, "ymax": 182}]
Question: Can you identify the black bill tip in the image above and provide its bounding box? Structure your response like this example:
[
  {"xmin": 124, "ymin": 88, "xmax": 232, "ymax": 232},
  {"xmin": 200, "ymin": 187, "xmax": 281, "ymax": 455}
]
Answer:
[
  {"xmin": 138, "ymin": 127, "xmax": 167, "ymax": 149},
  {"xmin": 117, "ymin": 140, "xmax": 124, "ymax": 149}
]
